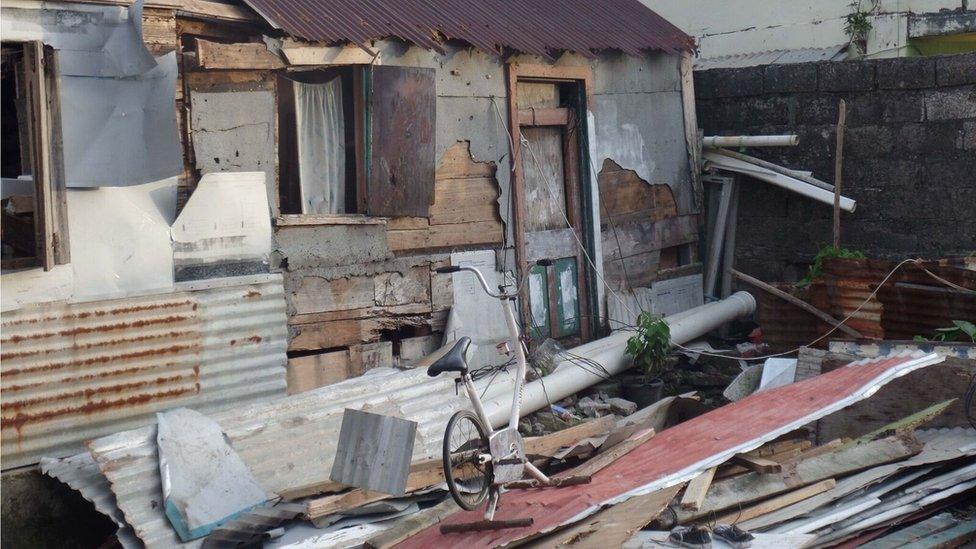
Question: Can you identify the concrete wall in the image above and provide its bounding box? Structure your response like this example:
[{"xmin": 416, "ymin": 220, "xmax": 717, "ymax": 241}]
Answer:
[
  {"xmin": 694, "ymin": 53, "xmax": 976, "ymax": 282},
  {"xmin": 641, "ymin": 0, "xmax": 971, "ymax": 63}
]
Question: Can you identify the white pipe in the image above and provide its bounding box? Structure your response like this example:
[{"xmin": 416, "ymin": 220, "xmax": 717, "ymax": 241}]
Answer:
[
  {"xmin": 703, "ymin": 135, "xmax": 799, "ymax": 148},
  {"xmin": 704, "ymin": 151, "xmax": 856, "ymax": 213},
  {"xmin": 481, "ymin": 292, "xmax": 757, "ymax": 427}
]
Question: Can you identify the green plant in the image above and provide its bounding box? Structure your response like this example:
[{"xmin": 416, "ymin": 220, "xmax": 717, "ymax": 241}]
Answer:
[
  {"xmin": 796, "ymin": 244, "xmax": 866, "ymax": 288},
  {"xmin": 625, "ymin": 312, "xmax": 671, "ymax": 380},
  {"xmin": 844, "ymin": 0, "xmax": 879, "ymax": 54},
  {"xmin": 914, "ymin": 320, "xmax": 976, "ymax": 343}
]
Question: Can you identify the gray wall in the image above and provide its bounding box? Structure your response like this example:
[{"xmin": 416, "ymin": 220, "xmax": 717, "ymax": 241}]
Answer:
[{"xmin": 694, "ymin": 53, "xmax": 976, "ymax": 282}]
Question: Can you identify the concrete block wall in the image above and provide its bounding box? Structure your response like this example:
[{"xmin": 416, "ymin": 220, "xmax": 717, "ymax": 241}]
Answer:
[{"xmin": 695, "ymin": 53, "xmax": 976, "ymax": 282}]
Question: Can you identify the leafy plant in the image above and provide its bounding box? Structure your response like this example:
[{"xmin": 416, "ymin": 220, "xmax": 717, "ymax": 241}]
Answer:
[
  {"xmin": 914, "ymin": 320, "xmax": 976, "ymax": 343},
  {"xmin": 625, "ymin": 312, "xmax": 671, "ymax": 381},
  {"xmin": 796, "ymin": 245, "xmax": 866, "ymax": 288},
  {"xmin": 844, "ymin": 0, "xmax": 879, "ymax": 54}
]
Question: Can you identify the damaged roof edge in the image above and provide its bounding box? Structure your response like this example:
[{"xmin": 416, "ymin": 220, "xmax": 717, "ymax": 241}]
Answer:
[{"xmin": 239, "ymin": 0, "xmax": 695, "ymax": 60}]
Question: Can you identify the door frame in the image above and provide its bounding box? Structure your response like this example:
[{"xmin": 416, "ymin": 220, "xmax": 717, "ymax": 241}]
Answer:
[{"xmin": 505, "ymin": 63, "xmax": 597, "ymax": 343}]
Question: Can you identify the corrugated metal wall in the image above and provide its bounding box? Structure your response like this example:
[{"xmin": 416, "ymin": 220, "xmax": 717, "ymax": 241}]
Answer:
[{"xmin": 1, "ymin": 274, "xmax": 288, "ymax": 469}]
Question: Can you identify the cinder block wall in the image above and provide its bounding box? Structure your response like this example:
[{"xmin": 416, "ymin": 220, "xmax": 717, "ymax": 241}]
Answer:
[{"xmin": 695, "ymin": 53, "xmax": 976, "ymax": 282}]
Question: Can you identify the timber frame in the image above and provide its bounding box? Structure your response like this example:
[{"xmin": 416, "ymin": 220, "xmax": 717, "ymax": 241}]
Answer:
[{"xmin": 505, "ymin": 62, "xmax": 598, "ymax": 342}]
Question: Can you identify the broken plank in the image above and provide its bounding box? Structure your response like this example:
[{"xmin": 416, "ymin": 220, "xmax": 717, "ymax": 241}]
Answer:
[
  {"xmin": 440, "ymin": 519, "xmax": 533, "ymax": 534},
  {"xmin": 841, "ymin": 399, "xmax": 957, "ymax": 450},
  {"xmin": 436, "ymin": 142, "xmax": 495, "ymax": 179},
  {"xmin": 281, "ymin": 41, "xmax": 378, "ymax": 65},
  {"xmin": 429, "ymin": 177, "xmax": 499, "ymax": 225},
  {"xmin": 710, "ymin": 479, "xmax": 836, "ymax": 525},
  {"xmin": 568, "ymin": 428, "xmax": 655, "ymax": 478},
  {"xmin": 195, "ymin": 38, "xmax": 284, "ymax": 69},
  {"xmin": 680, "ymin": 467, "xmax": 716, "ymax": 511},
  {"xmin": 364, "ymin": 498, "xmax": 459, "ymax": 549},
  {"xmin": 288, "ymin": 318, "xmax": 378, "ymax": 351},
  {"xmin": 674, "ymin": 435, "xmax": 921, "ymax": 524},
  {"xmin": 523, "ymin": 416, "xmax": 616, "ymax": 458},
  {"xmin": 731, "ymin": 454, "xmax": 783, "ymax": 474},
  {"xmin": 288, "ymin": 303, "xmax": 432, "ymax": 326},
  {"xmin": 387, "ymin": 220, "xmax": 502, "ymax": 252}
]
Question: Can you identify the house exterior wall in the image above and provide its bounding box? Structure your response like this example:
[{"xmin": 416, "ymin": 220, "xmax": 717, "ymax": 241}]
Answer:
[
  {"xmin": 694, "ymin": 54, "xmax": 976, "ymax": 283},
  {"xmin": 641, "ymin": 0, "xmax": 971, "ymax": 64}
]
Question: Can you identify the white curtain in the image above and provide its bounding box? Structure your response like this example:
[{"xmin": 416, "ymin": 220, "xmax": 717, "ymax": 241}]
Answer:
[{"xmin": 294, "ymin": 77, "xmax": 345, "ymax": 214}]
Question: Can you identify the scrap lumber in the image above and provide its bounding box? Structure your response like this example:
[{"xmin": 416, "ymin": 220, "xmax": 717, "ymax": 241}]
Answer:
[
  {"xmin": 858, "ymin": 512, "xmax": 960, "ymax": 549},
  {"xmin": 568, "ymin": 428, "xmax": 656, "ymax": 477},
  {"xmin": 364, "ymin": 499, "xmax": 459, "ymax": 549},
  {"xmin": 709, "ymin": 479, "xmax": 836, "ymax": 525},
  {"xmin": 440, "ymin": 519, "xmax": 533, "ymax": 534},
  {"xmin": 840, "ymin": 399, "xmax": 956, "ymax": 449},
  {"xmin": 730, "ymin": 453, "xmax": 783, "ymax": 474},
  {"xmin": 533, "ymin": 484, "xmax": 684, "ymax": 548},
  {"xmin": 679, "ymin": 467, "xmax": 716, "ymax": 511},
  {"xmin": 732, "ymin": 269, "xmax": 862, "ymax": 338},
  {"xmin": 523, "ymin": 416, "xmax": 615, "ymax": 458},
  {"xmin": 674, "ymin": 434, "xmax": 922, "ymax": 523},
  {"xmin": 194, "ymin": 38, "xmax": 285, "ymax": 69}
]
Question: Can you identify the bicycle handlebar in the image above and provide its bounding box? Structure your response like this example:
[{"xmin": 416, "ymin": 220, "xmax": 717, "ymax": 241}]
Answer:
[{"xmin": 435, "ymin": 259, "xmax": 557, "ymax": 299}]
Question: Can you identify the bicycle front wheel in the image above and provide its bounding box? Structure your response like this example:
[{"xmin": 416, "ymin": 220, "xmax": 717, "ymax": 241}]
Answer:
[{"xmin": 442, "ymin": 410, "xmax": 493, "ymax": 511}]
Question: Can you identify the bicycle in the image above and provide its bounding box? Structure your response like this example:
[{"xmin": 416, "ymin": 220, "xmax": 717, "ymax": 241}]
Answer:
[{"xmin": 427, "ymin": 260, "xmax": 587, "ymax": 528}]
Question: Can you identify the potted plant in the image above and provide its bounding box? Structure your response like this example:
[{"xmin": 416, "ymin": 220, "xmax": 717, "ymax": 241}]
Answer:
[{"xmin": 622, "ymin": 312, "xmax": 671, "ymax": 408}]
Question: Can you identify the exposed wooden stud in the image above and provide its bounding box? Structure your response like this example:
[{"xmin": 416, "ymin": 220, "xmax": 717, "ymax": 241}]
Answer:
[
  {"xmin": 680, "ymin": 53, "xmax": 704, "ymax": 211},
  {"xmin": 833, "ymin": 98, "xmax": 847, "ymax": 248},
  {"xmin": 680, "ymin": 467, "xmax": 716, "ymax": 511}
]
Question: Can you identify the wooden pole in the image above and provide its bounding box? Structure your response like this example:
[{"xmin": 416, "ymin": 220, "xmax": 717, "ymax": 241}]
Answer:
[{"xmin": 833, "ymin": 99, "xmax": 847, "ymax": 248}]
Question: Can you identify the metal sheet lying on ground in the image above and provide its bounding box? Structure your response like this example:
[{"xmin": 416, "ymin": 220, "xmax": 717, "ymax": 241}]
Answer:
[
  {"xmin": 240, "ymin": 0, "xmax": 694, "ymax": 58},
  {"xmin": 1, "ymin": 274, "xmax": 288, "ymax": 469},
  {"xmin": 396, "ymin": 351, "xmax": 945, "ymax": 548},
  {"xmin": 85, "ymin": 367, "xmax": 472, "ymax": 548}
]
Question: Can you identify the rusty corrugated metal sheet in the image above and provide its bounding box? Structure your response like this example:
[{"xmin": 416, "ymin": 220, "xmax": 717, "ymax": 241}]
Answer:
[
  {"xmin": 757, "ymin": 282, "xmax": 832, "ymax": 352},
  {"xmin": 0, "ymin": 274, "xmax": 288, "ymax": 469},
  {"xmin": 242, "ymin": 0, "xmax": 695, "ymax": 58},
  {"xmin": 398, "ymin": 352, "xmax": 944, "ymax": 548}
]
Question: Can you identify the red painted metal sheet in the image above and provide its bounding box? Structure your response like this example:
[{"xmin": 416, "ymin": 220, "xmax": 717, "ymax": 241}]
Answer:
[
  {"xmin": 397, "ymin": 353, "xmax": 937, "ymax": 548},
  {"xmin": 241, "ymin": 0, "xmax": 695, "ymax": 58}
]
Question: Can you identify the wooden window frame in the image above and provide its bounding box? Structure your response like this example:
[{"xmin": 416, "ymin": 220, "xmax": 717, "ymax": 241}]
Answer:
[
  {"xmin": 2, "ymin": 41, "xmax": 69, "ymax": 272},
  {"xmin": 505, "ymin": 63, "xmax": 596, "ymax": 342}
]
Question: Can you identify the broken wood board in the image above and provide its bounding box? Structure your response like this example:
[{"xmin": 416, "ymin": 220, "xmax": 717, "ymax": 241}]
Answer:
[
  {"xmin": 364, "ymin": 498, "xmax": 459, "ymax": 549},
  {"xmin": 679, "ymin": 467, "xmax": 716, "ymax": 512},
  {"xmin": 567, "ymin": 428, "xmax": 656, "ymax": 478},
  {"xmin": 531, "ymin": 484, "xmax": 683, "ymax": 548},
  {"xmin": 840, "ymin": 398, "xmax": 957, "ymax": 449},
  {"xmin": 673, "ymin": 434, "xmax": 922, "ymax": 524},
  {"xmin": 388, "ymin": 220, "xmax": 503, "ymax": 253},
  {"xmin": 730, "ymin": 453, "xmax": 782, "ymax": 474},
  {"xmin": 195, "ymin": 38, "xmax": 284, "ymax": 69},
  {"xmin": 523, "ymin": 416, "xmax": 616, "ymax": 458},
  {"xmin": 709, "ymin": 478, "xmax": 836, "ymax": 525}
]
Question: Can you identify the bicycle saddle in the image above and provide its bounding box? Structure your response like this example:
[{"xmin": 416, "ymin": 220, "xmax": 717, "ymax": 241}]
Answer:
[{"xmin": 427, "ymin": 336, "xmax": 471, "ymax": 377}]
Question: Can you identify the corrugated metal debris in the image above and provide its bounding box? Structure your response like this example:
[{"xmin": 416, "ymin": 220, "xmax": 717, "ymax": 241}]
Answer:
[
  {"xmin": 242, "ymin": 0, "xmax": 695, "ymax": 58},
  {"xmin": 398, "ymin": 351, "xmax": 945, "ymax": 547},
  {"xmin": 1, "ymin": 274, "xmax": 288, "ymax": 468}
]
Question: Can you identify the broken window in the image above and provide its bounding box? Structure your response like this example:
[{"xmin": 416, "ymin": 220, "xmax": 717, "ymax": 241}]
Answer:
[
  {"xmin": 277, "ymin": 65, "xmax": 435, "ymax": 218},
  {"xmin": 1, "ymin": 41, "xmax": 69, "ymax": 271}
]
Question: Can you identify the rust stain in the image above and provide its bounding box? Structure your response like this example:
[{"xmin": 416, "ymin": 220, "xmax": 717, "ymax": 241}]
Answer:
[
  {"xmin": 1, "ymin": 300, "xmax": 194, "ymax": 327},
  {"xmin": 1, "ymin": 315, "xmax": 192, "ymax": 345},
  {"xmin": 1, "ymin": 374, "xmax": 193, "ymax": 412},
  {"xmin": 244, "ymin": 290, "xmax": 262, "ymax": 299},
  {"xmin": 0, "ymin": 331, "xmax": 195, "ymax": 361},
  {"xmin": 2, "ymin": 385, "xmax": 200, "ymax": 433},
  {"xmin": 3, "ymin": 362, "xmax": 186, "ymax": 393},
  {"xmin": 1, "ymin": 344, "xmax": 201, "ymax": 377}
]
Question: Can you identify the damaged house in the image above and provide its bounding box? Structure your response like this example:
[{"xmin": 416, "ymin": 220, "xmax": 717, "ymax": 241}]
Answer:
[{"xmin": 1, "ymin": 0, "xmax": 704, "ymax": 532}]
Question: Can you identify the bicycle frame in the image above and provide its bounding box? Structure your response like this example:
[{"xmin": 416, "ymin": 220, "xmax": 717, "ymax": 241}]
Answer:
[{"xmin": 450, "ymin": 266, "xmax": 550, "ymax": 487}]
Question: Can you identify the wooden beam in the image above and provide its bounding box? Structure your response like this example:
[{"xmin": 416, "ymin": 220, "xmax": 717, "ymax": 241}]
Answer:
[
  {"xmin": 732, "ymin": 269, "xmax": 863, "ymax": 338},
  {"xmin": 731, "ymin": 454, "xmax": 783, "ymax": 474},
  {"xmin": 523, "ymin": 415, "xmax": 615, "ymax": 458},
  {"xmin": 710, "ymin": 479, "xmax": 837, "ymax": 525},
  {"xmin": 569, "ymin": 428, "xmax": 656, "ymax": 478},
  {"xmin": 680, "ymin": 467, "xmax": 716, "ymax": 511},
  {"xmin": 680, "ymin": 53, "xmax": 704, "ymax": 212},
  {"xmin": 832, "ymin": 98, "xmax": 847, "ymax": 248},
  {"xmin": 195, "ymin": 38, "xmax": 284, "ymax": 69}
]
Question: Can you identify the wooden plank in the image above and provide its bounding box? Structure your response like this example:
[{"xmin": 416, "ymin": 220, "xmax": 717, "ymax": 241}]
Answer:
[
  {"xmin": 42, "ymin": 48, "xmax": 69, "ymax": 265},
  {"xmin": 183, "ymin": 69, "xmax": 273, "ymax": 91},
  {"xmin": 679, "ymin": 467, "xmax": 716, "ymax": 511},
  {"xmin": 287, "ymin": 350, "xmax": 352, "ymax": 394},
  {"xmin": 600, "ymin": 215, "xmax": 699, "ymax": 261},
  {"xmin": 288, "ymin": 318, "xmax": 377, "ymax": 351},
  {"xmin": 517, "ymin": 107, "xmax": 569, "ymax": 126},
  {"xmin": 842, "ymin": 399, "xmax": 956, "ymax": 450},
  {"xmin": 281, "ymin": 41, "xmax": 378, "ymax": 66},
  {"xmin": 275, "ymin": 214, "xmax": 387, "ymax": 226},
  {"xmin": 195, "ymin": 38, "xmax": 284, "ymax": 69},
  {"xmin": 906, "ymin": 517, "xmax": 976, "ymax": 549},
  {"xmin": 364, "ymin": 499, "xmax": 459, "ymax": 549},
  {"xmin": 288, "ymin": 303, "xmax": 431, "ymax": 326},
  {"xmin": 386, "ymin": 217, "xmax": 429, "ymax": 230},
  {"xmin": 387, "ymin": 220, "xmax": 503, "ymax": 252},
  {"xmin": 374, "ymin": 266, "xmax": 430, "ymax": 307},
  {"xmin": 731, "ymin": 454, "xmax": 783, "ymax": 474},
  {"xmin": 524, "ymin": 227, "xmax": 577, "ymax": 263},
  {"xmin": 680, "ymin": 52, "xmax": 704, "ymax": 211},
  {"xmin": 603, "ymin": 250, "xmax": 660, "ymax": 290},
  {"xmin": 290, "ymin": 275, "xmax": 375, "ymax": 315},
  {"xmin": 24, "ymin": 42, "xmax": 55, "ymax": 270},
  {"xmin": 710, "ymin": 479, "xmax": 836, "ymax": 525},
  {"xmin": 523, "ymin": 416, "xmax": 616, "ymax": 458},
  {"xmin": 568, "ymin": 428, "xmax": 656, "ymax": 478},
  {"xmin": 598, "ymin": 160, "xmax": 678, "ymax": 221},
  {"xmin": 436, "ymin": 142, "xmax": 494, "ymax": 179},
  {"xmin": 349, "ymin": 341, "xmax": 393, "ymax": 373},
  {"xmin": 429, "ymin": 177, "xmax": 499, "ymax": 225},
  {"xmin": 674, "ymin": 435, "xmax": 921, "ymax": 524},
  {"xmin": 859, "ymin": 512, "xmax": 960, "ymax": 549},
  {"xmin": 532, "ymin": 484, "xmax": 683, "ymax": 548},
  {"xmin": 141, "ymin": 8, "xmax": 178, "ymax": 55}
]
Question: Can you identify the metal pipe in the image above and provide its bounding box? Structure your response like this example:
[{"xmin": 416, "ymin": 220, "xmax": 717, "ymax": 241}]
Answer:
[
  {"xmin": 703, "ymin": 135, "xmax": 799, "ymax": 148},
  {"xmin": 480, "ymin": 292, "xmax": 757, "ymax": 427},
  {"xmin": 703, "ymin": 150, "xmax": 856, "ymax": 213}
]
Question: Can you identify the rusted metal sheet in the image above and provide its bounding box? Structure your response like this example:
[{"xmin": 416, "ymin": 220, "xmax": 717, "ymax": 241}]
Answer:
[
  {"xmin": 366, "ymin": 66, "xmax": 436, "ymax": 217},
  {"xmin": 757, "ymin": 259, "xmax": 976, "ymax": 350},
  {"xmin": 241, "ymin": 0, "xmax": 695, "ymax": 58},
  {"xmin": 0, "ymin": 274, "xmax": 288, "ymax": 468}
]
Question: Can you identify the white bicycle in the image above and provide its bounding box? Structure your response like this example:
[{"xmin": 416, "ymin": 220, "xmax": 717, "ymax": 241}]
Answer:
[{"xmin": 428, "ymin": 261, "xmax": 587, "ymax": 528}]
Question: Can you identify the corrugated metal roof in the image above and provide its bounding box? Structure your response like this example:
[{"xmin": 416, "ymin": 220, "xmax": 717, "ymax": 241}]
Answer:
[
  {"xmin": 241, "ymin": 0, "xmax": 695, "ymax": 58},
  {"xmin": 1, "ymin": 274, "xmax": 288, "ymax": 468},
  {"xmin": 694, "ymin": 44, "xmax": 848, "ymax": 70},
  {"xmin": 398, "ymin": 352, "xmax": 945, "ymax": 548},
  {"xmin": 85, "ymin": 366, "xmax": 474, "ymax": 548}
]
